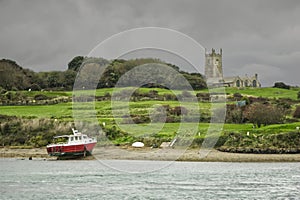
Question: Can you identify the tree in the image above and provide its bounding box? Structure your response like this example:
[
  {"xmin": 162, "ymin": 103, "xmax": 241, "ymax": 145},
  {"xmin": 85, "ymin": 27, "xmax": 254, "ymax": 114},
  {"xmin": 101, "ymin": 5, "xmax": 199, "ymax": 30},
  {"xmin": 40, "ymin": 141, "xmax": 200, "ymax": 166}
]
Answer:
[
  {"xmin": 47, "ymin": 71, "xmax": 64, "ymax": 88},
  {"xmin": 273, "ymin": 82, "xmax": 290, "ymax": 90},
  {"xmin": 68, "ymin": 56, "xmax": 84, "ymax": 71},
  {"xmin": 30, "ymin": 83, "xmax": 41, "ymax": 91},
  {"xmin": 0, "ymin": 59, "xmax": 33, "ymax": 90},
  {"xmin": 63, "ymin": 70, "xmax": 77, "ymax": 90},
  {"xmin": 244, "ymin": 103, "xmax": 285, "ymax": 128}
]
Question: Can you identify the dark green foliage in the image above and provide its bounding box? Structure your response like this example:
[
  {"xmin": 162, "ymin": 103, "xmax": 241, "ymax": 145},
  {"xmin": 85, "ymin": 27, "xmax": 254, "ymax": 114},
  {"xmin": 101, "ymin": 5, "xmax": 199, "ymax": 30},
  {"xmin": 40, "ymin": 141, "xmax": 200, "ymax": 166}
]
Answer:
[
  {"xmin": 0, "ymin": 116, "xmax": 72, "ymax": 147},
  {"xmin": 182, "ymin": 73, "xmax": 207, "ymax": 90},
  {"xmin": 293, "ymin": 106, "xmax": 300, "ymax": 118},
  {"xmin": 225, "ymin": 104, "xmax": 244, "ymax": 124},
  {"xmin": 0, "ymin": 57, "xmax": 207, "ymax": 91},
  {"xmin": 273, "ymin": 82, "xmax": 290, "ymax": 90},
  {"xmin": 0, "ymin": 87, "xmax": 7, "ymax": 94},
  {"xmin": 274, "ymin": 99, "xmax": 292, "ymax": 110},
  {"xmin": 163, "ymin": 93, "xmax": 177, "ymax": 101},
  {"xmin": 241, "ymin": 96, "xmax": 250, "ymax": 105},
  {"xmin": 103, "ymin": 125, "xmax": 129, "ymax": 141},
  {"xmin": 219, "ymin": 131, "xmax": 300, "ymax": 153},
  {"xmin": 151, "ymin": 105, "xmax": 188, "ymax": 123},
  {"xmin": 46, "ymin": 71, "xmax": 64, "ymax": 88},
  {"xmin": 34, "ymin": 94, "xmax": 49, "ymax": 101},
  {"xmin": 170, "ymin": 106, "xmax": 188, "ymax": 116},
  {"xmin": 63, "ymin": 70, "xmax": 77, "ymax": 90},
  {"xmin": 97, "ymin": 58, "xmax": 207, "ymax": 90},
  {"xmin": 30, "ymin": 83, "xmax": 41, "ymax": 91},
  {"xmin": 233, "ymin": 93, "xmax": 243, "ymax": 100},
  {"xmin": 121, "ymin": 104, "xmax": 189, "ymax": 124},
  {"xmin": 0, "ymin": 59, "xmax": 34, "ymax": 90},
  {"xmin": 244, "ymin": 103, "xmax": 285, "ymax": 128},
  {"xmin": 0, "ymin": 59, "xmax": 76, "ymax": 91},
  {"xmin": 68, "ymin": 56, "xmax": 84, "ymax": 71},
  {"xmin": 196, "ymin": 92, "xmax": 210, "ymax": 102}
]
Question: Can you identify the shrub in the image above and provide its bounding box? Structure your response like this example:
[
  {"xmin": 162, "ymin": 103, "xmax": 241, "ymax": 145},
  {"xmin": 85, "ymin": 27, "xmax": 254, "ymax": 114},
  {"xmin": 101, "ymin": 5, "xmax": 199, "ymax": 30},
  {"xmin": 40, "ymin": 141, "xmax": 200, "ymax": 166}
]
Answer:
[
  {"xmin": 170, "ymin": 106, "xmax": 188, "ymax": 116},
  {"xmin": 147, "ymin": 90, "xmax": 159, "ymax": 98},
  {"xmin": 163, "ymin": 93, "xmax": 177, "ymax": 101},
  {"xmin": 233, "ymin": 93, "xmax": 243, "ymax": 100},
  {"xmin": 241, "ymin": 96, "xmax": 250, "ymax": 105},
  {"xmin": 244, "ymin": 103, "xmax": 285, "ymax": 127},
  {"xmin": 226, "ymin": 106, "xmax": 244, "ymax": 123},
  {"xmin": 273, "ymin": 82, "xmax": 290, "ymax": 90},
  {"xmin": 0, "ymin": 117, "xmax": 72, "ymax": 146},
  {"xmin": 34, "ymin": 94, "xmax": 49, "ymax": 101},
  {"xmin": 30, "ymin": 84, "xmax": 41, "ymax": 91},
  {"xmin": 196, "ymin": 92, "xmax": 210, "ymax": 101},
  {"xmin": 0, "ymin": 87, "xmax": 7, "ymax": 94},
  {"xmin": 104, "ymin": 126, "xmax": 128, "ymax": 140},
  {"xmin": 293, "ymin": 106, "xmax": 300, "ymax": 118}
]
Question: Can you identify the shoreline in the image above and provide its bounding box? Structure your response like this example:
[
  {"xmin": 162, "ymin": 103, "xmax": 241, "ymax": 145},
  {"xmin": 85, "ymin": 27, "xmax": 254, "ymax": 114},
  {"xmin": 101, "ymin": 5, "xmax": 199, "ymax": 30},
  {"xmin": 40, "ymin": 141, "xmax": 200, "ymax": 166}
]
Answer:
[{"xmin": 1, "ymin": 146, "xmax": 300, "ymax": 162}]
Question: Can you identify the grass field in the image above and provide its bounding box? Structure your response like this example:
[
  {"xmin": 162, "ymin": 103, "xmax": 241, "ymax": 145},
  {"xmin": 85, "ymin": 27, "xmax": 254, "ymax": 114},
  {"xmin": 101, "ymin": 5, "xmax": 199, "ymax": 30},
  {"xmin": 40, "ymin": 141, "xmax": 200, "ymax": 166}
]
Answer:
[
  {"xmin": 225, "ymin": 87, "xmax": 299, "ymax": 100},
  {"xmin": 1, "ymin": 87, "xmax": 299, "ymax": 137},
  {"xmin": 0, "ymin": 102, "xmax": 73, "ymax": 119},
  {"xmin": 1, "ymin": 87, "xmax": 299, "ymax": 119},
  {"xmin": 8, "ymin": 86, "xmax": 298, "ymax": 100},
  {"xmin": 113, "ymin": 122, "xmax": 300, "ymax": 137},
  {"xmin": 1, "ymin": 87, "xmax": 300, "ymax": 149}
]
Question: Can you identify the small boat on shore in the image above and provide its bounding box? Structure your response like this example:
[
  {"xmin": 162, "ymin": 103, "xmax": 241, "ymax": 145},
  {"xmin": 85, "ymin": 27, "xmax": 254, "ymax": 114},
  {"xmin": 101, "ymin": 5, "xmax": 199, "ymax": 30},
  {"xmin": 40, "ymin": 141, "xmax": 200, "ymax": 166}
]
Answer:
[{"xmin": 46, "ymin": 128, "xmax": 97, "ymax": 157}]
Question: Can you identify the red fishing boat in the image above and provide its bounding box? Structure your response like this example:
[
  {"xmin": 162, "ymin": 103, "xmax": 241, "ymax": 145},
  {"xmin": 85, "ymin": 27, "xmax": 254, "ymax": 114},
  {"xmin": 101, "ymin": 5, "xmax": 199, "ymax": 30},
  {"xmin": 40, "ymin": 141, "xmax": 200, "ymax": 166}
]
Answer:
[{"xmin": 46, "ymin": 128, "xmax": 97, "ymax": 157}]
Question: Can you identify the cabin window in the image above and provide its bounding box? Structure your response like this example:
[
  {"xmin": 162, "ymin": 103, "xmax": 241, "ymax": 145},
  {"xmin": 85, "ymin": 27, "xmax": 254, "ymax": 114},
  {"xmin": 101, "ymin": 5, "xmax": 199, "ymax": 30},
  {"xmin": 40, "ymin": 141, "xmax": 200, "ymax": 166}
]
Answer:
[
  {"xmin": 55, "ymin": 137, "xmax": 68, "ymax": 144},
  {"xmin": 236, "ymin": 80, "xmax": 240, "ymax": 87},
  {"xmin": 253, "ymin": 80, "xmax": 257, "ymax": 87},
  {"xmin": 83, "ymin": 136, "xmax": 87, "ymax": 139},
  {"xmin": 70, "ymin": 137, "xmax": 74, "ymax": 141},
  {"xmin": 75, "ymin": 136, "xmax": 78, "ymax": 141}
]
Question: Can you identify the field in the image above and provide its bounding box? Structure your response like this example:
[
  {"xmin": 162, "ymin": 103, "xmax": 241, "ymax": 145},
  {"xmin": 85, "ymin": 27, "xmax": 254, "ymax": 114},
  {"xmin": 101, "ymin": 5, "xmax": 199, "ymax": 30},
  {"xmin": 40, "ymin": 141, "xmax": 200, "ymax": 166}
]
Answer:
[
  {"xmin": 225, "ymin": 87, "xmax": 300, "ymax": 100},
  {"xmin": 1, "ymin": 86, "xmax": 300, "ymax": 152},
  {"xmin": 1, "ymin": 87, "xmax": 300, "ymax": 137}
]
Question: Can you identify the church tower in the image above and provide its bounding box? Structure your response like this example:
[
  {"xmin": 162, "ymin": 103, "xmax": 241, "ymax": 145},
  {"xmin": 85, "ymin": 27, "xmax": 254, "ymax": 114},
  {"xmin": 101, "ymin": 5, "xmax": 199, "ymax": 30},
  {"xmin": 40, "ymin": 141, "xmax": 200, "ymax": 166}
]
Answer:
[{"xmin": 205, "ymin": 48, "xmax": 223, "ymax": 83}]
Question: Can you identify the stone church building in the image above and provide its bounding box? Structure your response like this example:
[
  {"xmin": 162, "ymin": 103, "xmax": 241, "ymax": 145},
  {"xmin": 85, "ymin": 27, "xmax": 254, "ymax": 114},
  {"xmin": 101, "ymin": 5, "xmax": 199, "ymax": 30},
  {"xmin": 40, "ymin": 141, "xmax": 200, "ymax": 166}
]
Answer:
[{"xmin": 205, "ymin": 48, "xmax": 261, "ymax": 88}]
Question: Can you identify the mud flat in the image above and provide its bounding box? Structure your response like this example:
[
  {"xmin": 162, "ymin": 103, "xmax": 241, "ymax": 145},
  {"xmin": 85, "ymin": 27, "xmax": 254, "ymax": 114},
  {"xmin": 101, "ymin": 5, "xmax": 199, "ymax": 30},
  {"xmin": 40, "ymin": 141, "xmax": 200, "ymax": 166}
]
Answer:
[{"xmin": 2, "ymin": 146, "xmax": 299, "ymax": 162}]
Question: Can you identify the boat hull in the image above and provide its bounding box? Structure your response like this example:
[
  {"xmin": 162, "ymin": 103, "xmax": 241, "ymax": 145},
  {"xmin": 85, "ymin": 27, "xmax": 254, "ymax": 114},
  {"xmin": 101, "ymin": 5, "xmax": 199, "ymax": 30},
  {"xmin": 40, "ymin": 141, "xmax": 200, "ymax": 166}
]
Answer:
[{"xmin": 47, "ymin": 142, "xmax": 97, "ymax": 157}]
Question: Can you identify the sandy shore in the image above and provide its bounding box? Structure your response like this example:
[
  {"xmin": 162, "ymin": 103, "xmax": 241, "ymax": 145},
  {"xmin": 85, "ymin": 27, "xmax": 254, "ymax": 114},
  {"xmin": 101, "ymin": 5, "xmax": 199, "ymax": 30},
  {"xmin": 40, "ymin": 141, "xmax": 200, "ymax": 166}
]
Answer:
[{"xmin": 1, "ymin": 146, "xmax": 300, "ymax": 162}]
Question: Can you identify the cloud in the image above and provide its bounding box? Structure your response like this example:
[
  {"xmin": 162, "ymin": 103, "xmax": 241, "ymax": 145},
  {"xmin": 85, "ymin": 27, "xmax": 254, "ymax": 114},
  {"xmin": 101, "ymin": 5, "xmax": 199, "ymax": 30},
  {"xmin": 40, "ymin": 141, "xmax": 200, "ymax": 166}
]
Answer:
[{"xmin": 0, "ymin": 0, "xmax": 299, "ymax": 86}]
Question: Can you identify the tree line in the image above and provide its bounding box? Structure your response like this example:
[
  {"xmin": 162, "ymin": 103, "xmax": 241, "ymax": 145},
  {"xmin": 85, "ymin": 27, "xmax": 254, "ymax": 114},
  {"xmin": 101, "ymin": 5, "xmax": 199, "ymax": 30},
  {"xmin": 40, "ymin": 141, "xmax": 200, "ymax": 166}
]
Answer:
[{"xmin": 0, "ymin": 57, "xmax": 207, "ymax": 91}]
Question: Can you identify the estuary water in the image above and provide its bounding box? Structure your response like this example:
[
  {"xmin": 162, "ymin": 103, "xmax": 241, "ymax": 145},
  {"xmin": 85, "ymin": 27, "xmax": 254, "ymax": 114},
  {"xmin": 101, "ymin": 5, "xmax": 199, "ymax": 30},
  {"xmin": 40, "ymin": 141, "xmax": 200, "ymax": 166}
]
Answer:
[{"xmin": 0, "ymin": 159, "xmax": 299, "ymax": 200}]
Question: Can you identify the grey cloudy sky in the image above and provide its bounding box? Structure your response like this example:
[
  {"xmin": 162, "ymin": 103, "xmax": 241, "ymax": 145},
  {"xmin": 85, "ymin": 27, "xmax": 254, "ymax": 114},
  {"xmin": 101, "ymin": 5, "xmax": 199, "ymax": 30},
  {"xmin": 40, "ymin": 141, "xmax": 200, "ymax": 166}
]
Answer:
[{"xmin": 0, "ymin": 0, "xmax": 299, "ymax": 86}]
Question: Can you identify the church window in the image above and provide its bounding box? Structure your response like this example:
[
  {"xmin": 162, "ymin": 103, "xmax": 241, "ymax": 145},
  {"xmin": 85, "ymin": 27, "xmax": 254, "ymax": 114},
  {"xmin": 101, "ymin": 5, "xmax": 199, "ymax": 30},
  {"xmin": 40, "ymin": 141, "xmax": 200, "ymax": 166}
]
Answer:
[{"xmin": 253, "ymin": 80, "xmax": 257, "ymax": 87}]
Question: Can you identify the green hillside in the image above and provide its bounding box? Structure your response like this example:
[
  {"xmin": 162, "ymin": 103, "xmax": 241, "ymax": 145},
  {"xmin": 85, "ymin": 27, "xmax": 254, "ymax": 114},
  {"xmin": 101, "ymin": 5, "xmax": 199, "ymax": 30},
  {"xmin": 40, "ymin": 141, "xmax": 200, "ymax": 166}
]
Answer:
[{"xmin": 0, "ymin": 86, "xmax": 300, "ymax": 152}]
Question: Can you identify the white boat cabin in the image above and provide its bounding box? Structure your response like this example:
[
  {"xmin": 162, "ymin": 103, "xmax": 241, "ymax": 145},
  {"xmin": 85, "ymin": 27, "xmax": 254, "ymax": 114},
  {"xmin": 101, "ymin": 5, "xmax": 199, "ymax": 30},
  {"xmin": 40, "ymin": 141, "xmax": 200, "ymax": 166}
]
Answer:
[{"xmin": 51, "ymin": 129, "xmax": 96, "ymax": 145}]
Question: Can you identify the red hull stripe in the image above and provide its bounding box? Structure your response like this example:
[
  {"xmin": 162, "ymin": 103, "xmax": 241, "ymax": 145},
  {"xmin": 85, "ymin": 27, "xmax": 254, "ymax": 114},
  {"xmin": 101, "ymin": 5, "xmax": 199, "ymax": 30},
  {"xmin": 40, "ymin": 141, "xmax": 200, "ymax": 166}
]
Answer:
[{"xmin": 47, "ymin": 142, "xmax": 96, "ymax": 155}]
